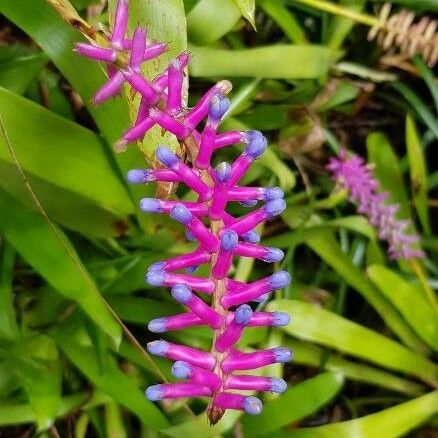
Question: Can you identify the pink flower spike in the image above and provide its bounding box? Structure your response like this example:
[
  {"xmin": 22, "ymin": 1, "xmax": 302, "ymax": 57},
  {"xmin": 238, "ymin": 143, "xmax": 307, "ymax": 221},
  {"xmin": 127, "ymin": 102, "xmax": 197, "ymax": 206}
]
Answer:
[
  {"xmin": 150, "ymin": 108, "xmax": 191, "ymax": 139},
  {"xmin": 111, "ymin": 0, "xmax": 129, "ymax": 49},
  {"xmin": 157, "ymin": 249, "xmax": 210, "ymax": 271},
  {"xmin": 227, "ymin": 187, "xmax": 263, "ymax": 202},
  {"xmin": 215, "ymin": 304, "xmax": 252, "ymax": 352},
  {"xmin": 214, "ymin": 131, "xmax": 245, "ymax": 150},
  {"xmin": 74, "ymin": 43, "xmax": 117, "ymax": 62},
  {"xmin": 142, "ymin": 42, "xmax": 168, "ymax": 61},
  {"xmin": 167, "ymin": 58, "xmax": 185, "ymax": 115},
  {"xmin": 210, "ymin": 163, "xmax": 232, "ymax": 220},
  {"xmin": 212, "ymin": 230, "xmax": 238, "ymax": 279},
  {"xmin": 225, "ymin": 375, "xmax": 287, "ymax": 393},
  {"xmin": 146, "ymin": 382, "xmax": 212, "ymax": 401},
  {"xmin": 221, "ymin": 347, "xmax": 292, "ymax": 372},
  {"xmin": 146, "ymin": 269, "xmax": 215, "ymax": 293},
  {"xmin": 214, "ymin": 393, "xmax": 263, "ymax": 415},
  {"xmin": 248, "ymin": 311, "xmax": 291, "ymax": 327},
  {"xmin": 235, "ymin": 242, "xmax": 284, "ymax": 263},
  {"xmin": 120, "ymin": 116, "xmax": 155, "ymax": 144},
  {"xmin": 129, "ymin": 27, "xmax": 147, "ymax": 72},
  {"xmin": 147, "ymin": 340, "xmax": 215, "ymax": 369},
  {"xmin": 171, "ymin": 284, "xmax": 222, "ymax": 328},
  {"xmin": 148, "ymin": 313, "xmax": 204, "ymax": 333},
  {"xmin": 123, "ymin": 70, "xmax": 158, "ymax": 103},
  {"xmin": 92, "ymin": 71, "xmax": 124, "ymax": 104},
  {"xmin": 172, "ymin": 361, "xmax": 222, "ymax": 390},
  {"xmin": 140, "ymin": 198, "xmax": 208, "ymax": 216},
  {"xmin": 152, "ymin": 169, "xmax": 181, "ymax": 182}
]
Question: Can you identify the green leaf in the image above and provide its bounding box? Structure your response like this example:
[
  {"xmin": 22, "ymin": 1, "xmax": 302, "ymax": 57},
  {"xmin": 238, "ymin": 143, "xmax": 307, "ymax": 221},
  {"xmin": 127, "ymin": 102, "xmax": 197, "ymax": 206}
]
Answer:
[
  {"xmin": 367, "ymin": 265, "xmax": 438, "ymax": 352},
  {"xmin": 284, "ymin": 391, "xmax": 438, "ymax": 438},
  {"xmin": 267, "ymin": 299, "xmax": 438, "ymax": 386},
  {"xmin": 188, "ymin": 44, "xmax": 333, "ymax": 78},
  {"xmin": 187, "ymin": 0, "xmax": 241, "ymax": 44},
  {"xmin": 241, "ymin": 372, "xmax": 344, "ymax": 436},
  {"xmin": 0, "ymin": 188, "xmax": 122, "ymax": 345},
  {"xmin": 289, "ymin": 340, "xmax": 424, "ymax": 396},
  {"xmin": 51, "ymin": 330, "xmax": 169, "ymax": 430},
  {"xmin": 232, "ymin": 0, "xmax": 256, "ymax": 28},
  {"xmin": 406, "ymin": 114, "xmax": 431, "ymax": 235},
  {"xmin": 304, "ymin": 231, "xmax": 428, "ymax": 354}
]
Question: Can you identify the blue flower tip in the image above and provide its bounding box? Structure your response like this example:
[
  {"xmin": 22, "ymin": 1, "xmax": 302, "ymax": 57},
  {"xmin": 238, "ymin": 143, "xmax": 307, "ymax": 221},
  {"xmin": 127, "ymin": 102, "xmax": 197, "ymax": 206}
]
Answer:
[
  {"xmin": 156, "ymin": 146, "xmax": 179, "ymax": 168},
  {"xmin": 171, "ymin": 284, "xmax": 192, "ymax": 304},
  {"xmin": 234, "ymin": 304, "xmax": 253, "ymax": 325},
  {"xmin": 170, "ymin": 204, "xmax": 192, "ymax": 224},
  {"xmin": 148, "ymin": 261, "xmax": 166, "ymax": 272},
  {"xmin": 242, "ymin": 230, "xmax": 260, "ymax": 243},
  {"xmin": 185, "ymin": 230, "xmax": 197, "ymax": 242},
  {"xmin": 185, "ymin": 265, "xmax": 199, "ymax": 273},
  {"xmin": 270, "ymin": 271, "xmax": 291, "ymax": 289},
  {"xmin": 265, "ymin": 198, "xmax": 286, "ymax": 218},
  {"xmin": 145, "ymin": 270, "xmax": 166, "ymax": 286},
  {"xmin": 270, "ymin": 378, "xmax": 287, "ymax": 393},
  {"xmin": 140, "ymin": 198, "xmax": 162, "ymax": 213},
  {"xmin": 264, "ymin": 187, "xmax": 284, "ymax": 200},
  {"xmin": 273, "ymin": 347, "xmax": 292, "ymax": 363},
  {"xmin": 265, "ymin": 247, "xmax": 284, "ymax": 263},
  {"xmin": 239, "ymin": 199, "xmax": 258, "ymax": 208},
  {"xmin": 147, "ymin": 340, "xmax": 168, "ymax": 357},
  {"xmin": 209, "ymin": 94, "xmax": 230, "ymax": 120},
  {"xmin": 221, "ymin": 230, "xmax": 239, "ymax": 251},
  {"xmin": 146, "ymin": 384, "xmax": 164, "ymax": 401},
  {"xmin": 245, "ymin": 132, "xmax": 267, "ymax": 159},
  {"xmin": 272, "ymin": 312, "xmax": 291, "ymax": 327},
  {"xmin": 127, "ymin": 169, "xmax": 153, "ymax": 184},
  {"xmin": 148, "ymin": 318, "xmax": 167, "ymax": 333},
  {"xmin": 171, "ymin": 361, "xmax": 191, "ymax": 379},
  {"xmin": 215, "ymin": 162, "xmax": 232, "ymax": 183},
  {"xmin": 243, "ymin": 396, "xmax": 263, "ymax": 415}
]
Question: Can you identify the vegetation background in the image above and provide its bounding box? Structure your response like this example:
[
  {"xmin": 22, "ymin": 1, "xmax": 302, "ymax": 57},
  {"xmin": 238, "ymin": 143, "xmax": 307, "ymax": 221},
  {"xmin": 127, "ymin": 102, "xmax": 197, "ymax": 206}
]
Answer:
[{"xmin": 0, "ymin": 0, "xmax": 437, "ymax": 436}]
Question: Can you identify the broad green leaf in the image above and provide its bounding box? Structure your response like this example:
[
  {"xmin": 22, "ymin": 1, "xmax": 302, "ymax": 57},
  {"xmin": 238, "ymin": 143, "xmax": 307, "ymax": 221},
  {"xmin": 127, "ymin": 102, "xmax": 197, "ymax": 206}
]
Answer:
[
  {"xmin": 51, "ymin": 330, "xmax": 169, "ymax": 430},
  {"xmin": 0, "ymin": 188, "xmax": 122, "ymax": 344},
  {"xmin": 368, "ymin": 265, "xmax": 438, "ymax": 351},
  {"xmin": 285, "ymin": 391, "xmax": 438, "ymax": 438},
  {"xmin": 0, "ymin": 242, "xmax": 19, "ymax": 340},
  {"xmin": 406, "ymin": 114, "xmax": 430, "ymax": 235},
  {"xmin": 268, "ymin": 299, "xmax": 438, "ymax": 385},
  {"xmin": 232, "ymin": 0, "xmax": 256, "ymax": 28},
  {"xmin": 187, "ymin": 0, "xmax": 241, "ymax": 44},
  {"xmin": 304, "ymin": 231, "xmax": 428, "ymax": 354},
  {"xmin": 241, "ymin": 372, "xmax": 344, "ymax": 435},
  {"xmin": 188, "ymin": 44, "xmax": 333, "ymax": 78},
  {"xmin": 289, "ymin": 339, "xmax": 424, "ymax": 396}
]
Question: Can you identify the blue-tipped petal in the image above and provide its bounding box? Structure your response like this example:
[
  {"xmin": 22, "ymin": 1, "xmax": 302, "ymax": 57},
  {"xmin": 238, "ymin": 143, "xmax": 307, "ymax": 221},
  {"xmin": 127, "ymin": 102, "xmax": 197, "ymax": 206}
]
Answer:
[
  {"xmin": 242, "ymin": 230, "xmax": 260, "ymax": 243},
  {"xmin": 269, "ymin": 271, "xmax": 291, "ymax": 289},
  {"xmin": 156, "ymin": 146, "xmax": 179, "ymax": 168},
  {"xmin": 264, "ymin": 247, "xmax": 284, "ymax": 263},
  {"xmin": 270, "ymin": 377, "xmax": 287, "ymax": 393},
  {"xmin": 170, "ymin": 204, "xmax": 193, "ymax": 224},
  {"xmin": 146, "ymin": 270, "xmax": 166, "ymax": 286},
  {"xmin": 245, "ymin": 132, "xmax": 267, "ymax": 159},
  {"xmin": 272, "ymin": 312, "xmax": 291, "ymax": 327},
  {"xmin": 146, "ymin": 384, "xmax": 164, "ymax": 401},
  {"xmin": 127, "ymin": 169, "xmax": 154, "ymax": 184},
  {"xmin": 242, "ymin": 396, "xmax": 263, "ymax": 415},
  {"xmin": 253, "ymin": 292, "xmax": 270, "ymax": 303},
  {"xmin": 209, "ymin": 94, "xmax": 230, "ymax": 120},
  {"xmin": 140, "ymin": 198, "xmax": 162, "ymax": 213},
  {"xmin": 221, "ymin": 230, "xmax": 239, "ymax": 251},
  {"xmin": 273, "ymin": 347, "xmax": 292, "ymax": 363},
  {"xmin": 171, "ymin": 361, "xmax": 192, "ymax": 379},
  {"xmin": 244, "ymin": 130, "xmax": 264, "ymax": 143},
  {"xmin": 186, "ymin": 265, "xmax": 199, "ymax": 273},
  {"xmin": 148, "ymin": 318, "xmax": 167, "ymax": 333},
  {"xmin": 215, "ymin": 162, "xmax": 232, "ymax": 183},
  {"xmin": 186, "ymin": 230, "xmax": 197, "ymax": 241},
  {"xmin": 264, "ymin": 199, "xmax": 286, "ymax": 218},
  {"xmin": 234, "ymin": 304, "xmax": 253, "ymax": 325},
  {"xmin": 264, "ymin": 187, "xmax": 284, "ymax": 200},
  {"xmin": 171, "ymin": 284, "xmax": 192, "ymax": 304},
  {"xmin": 239, "ymin": 200, "xmax": 258, "ymax": 208},
  {"xmin": 148, "ymin": 261, "xmax": 166, "ymax": 272},
  {"xmin": 147, "ymin": 340, "xmax": 169, "ymax": 357}
]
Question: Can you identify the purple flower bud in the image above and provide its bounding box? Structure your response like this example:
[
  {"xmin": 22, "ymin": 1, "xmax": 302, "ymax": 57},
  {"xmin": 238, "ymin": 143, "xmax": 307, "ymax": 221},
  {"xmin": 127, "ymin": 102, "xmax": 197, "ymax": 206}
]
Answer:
[
  {"xmin": 148, "ymin": 318, "xmax": 166, "ymax": 333},
  {"xmin": 171, "ymin": 284, "xmax": 192, "ymax": 304},
  {"xmin": 244, "ymin": 132, "xmax": 267, "ymax": 159},
  {"xmin": 170, "ymin": 204, "xmax": 193, "ymax": 225},
  {"xmin": 273, "ymin": 347, "xmax": 292, "ymax": 363},
  {"xmin": 270, "ymin": 378, "xmax": 287, "ymax": 393},
  {"xmin": 148, "ymin": 261, "xmax": 166, "ymax": 272},
  {"xmin": 264, "ymin": 187, "xmax": 284, "ymax": 200},
  {"xmin": 140, "ymin": 198, "xmax": 162, "ymax": 213},
  {"xmin": 264, "ymin": 198, "xmax": 286, "ymax": 218},
  {"xmin": 234, "ymin": 304, "xmax": 253, "ymax": 325},
  {"xmin": 242, "ymin": 396, "xmax": 263, "ymax": 415},
  {"xmin": 215, "ymin": 162, "xmax": 232, "ymax": 183},
  {"xmin": 156, "ymin": 146, "xmax": 179, "ymax": 168},
  {"xmin": 209, "ymin": 94, "xmax": 230, "ymax": 121},
  {"xmin": 127, "ymin": 169, "xmax": 155, "ymax": 184},
  {"xmin": 272, "ymin": 312, "xmax": 291, "ymax": 326},
  {"xmin": 269, "ymin": 271, "xmax": 291, "ymax": 289},
  {"xmin": 242, "ymin": 230, "xmax": 260, "ymax": 243},
  {"xmin": 171, "ymin": 361, "xmax": 191, "ymax": 379},
  {"xmin": 185, "ymin": 230, "xmax": 197, "ymax": 241},
  {"xmin": 146, "ymin": 269, "xmax": 166, "ymax": 286},
  {"xmin": 147, "ymin": 340, "xmax": 169, "ymax": 357},
  {"xmin": 240, "ymin": 200, "xmax": 258, "ymax": 207},
  {"xmin": 263, "ymin": 247, "xmax": 284, "ymax": 263},
  {"xmin": 146, "ymin": 384, "xmax": 164, "ymax": 401},
  {"xmin": 220, "ymin": 230, "xmax": 239, "ymax": 251},
  {"xmin": 186, "ymin": 265, "xmax": 200, "ymax": 273}
]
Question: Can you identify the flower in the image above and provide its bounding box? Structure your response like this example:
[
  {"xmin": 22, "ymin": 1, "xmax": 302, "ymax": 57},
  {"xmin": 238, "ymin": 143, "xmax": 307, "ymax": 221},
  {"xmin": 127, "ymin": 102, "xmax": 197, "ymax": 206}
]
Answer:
[{"xmin": 327, "ymin": 149, "xmax": 425, "ymax": 260}]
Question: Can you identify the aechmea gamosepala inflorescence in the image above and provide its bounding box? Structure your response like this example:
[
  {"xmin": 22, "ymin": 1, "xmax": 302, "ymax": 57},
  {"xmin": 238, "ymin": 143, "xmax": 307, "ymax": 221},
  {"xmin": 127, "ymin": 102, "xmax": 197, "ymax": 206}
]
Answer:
[{"xmin": 75, "ymin": 0, "xmax": 292, "ymax": 424}]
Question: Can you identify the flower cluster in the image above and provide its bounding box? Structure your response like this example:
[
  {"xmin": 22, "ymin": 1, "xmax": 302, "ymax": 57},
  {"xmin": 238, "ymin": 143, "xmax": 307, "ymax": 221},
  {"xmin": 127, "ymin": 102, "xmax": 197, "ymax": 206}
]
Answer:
[
  {"xmin": 75, "ymin": 0, "xmax": 292, "ymax": 423},
  {"xmin": 327, "ymin": 149, "xmax": 424, "ymax": 260}
]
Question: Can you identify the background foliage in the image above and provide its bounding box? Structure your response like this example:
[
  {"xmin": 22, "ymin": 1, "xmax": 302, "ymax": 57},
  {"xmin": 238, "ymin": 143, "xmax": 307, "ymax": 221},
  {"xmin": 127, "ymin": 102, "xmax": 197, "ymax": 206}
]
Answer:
[{"xmin": 0, "ymin": 0, "xmax": 437, "ymax": 436}]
